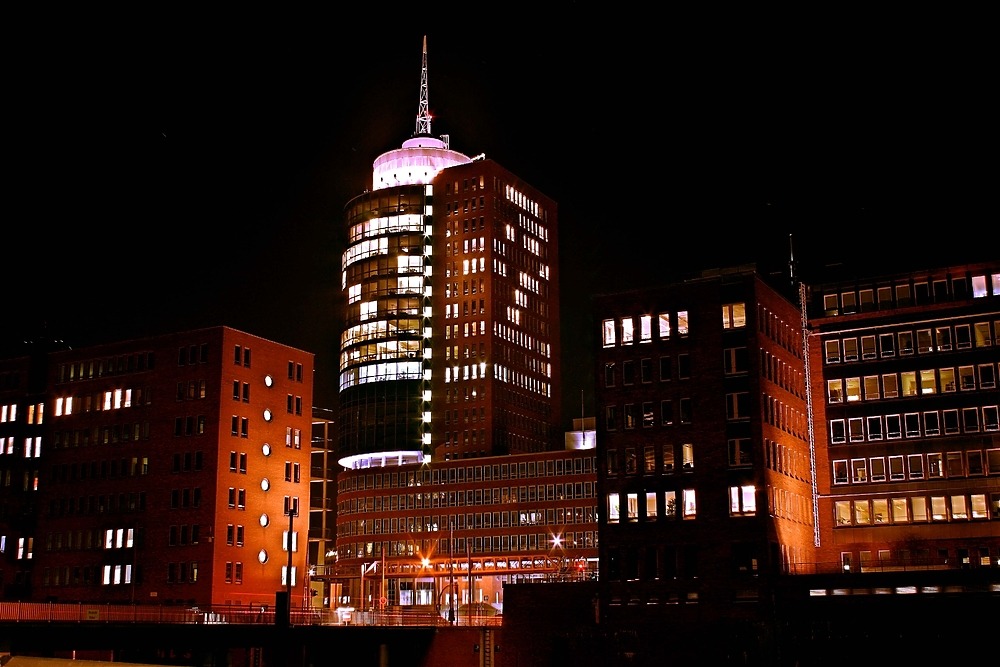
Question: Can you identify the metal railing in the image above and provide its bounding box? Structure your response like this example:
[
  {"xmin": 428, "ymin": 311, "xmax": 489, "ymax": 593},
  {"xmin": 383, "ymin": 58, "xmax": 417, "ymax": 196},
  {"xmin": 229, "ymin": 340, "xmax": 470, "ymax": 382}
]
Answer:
[{"xmin": 0, "ymin": 602, "xmax": 500, "ymax": 627}]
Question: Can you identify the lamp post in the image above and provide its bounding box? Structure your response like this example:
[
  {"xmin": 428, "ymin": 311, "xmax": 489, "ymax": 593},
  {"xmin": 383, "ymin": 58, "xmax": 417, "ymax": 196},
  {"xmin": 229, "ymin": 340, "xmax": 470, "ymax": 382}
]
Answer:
[
  {"xmin": 467, "ymin": 541, "xmax": 474, "ymax": 626},
  {"xmin": 448, "ymin": 519, "xmax": 455, "ymax": 624},
  {"xmin": 551, "ymin": 533, "xmax": 566, "ymax": 580},
  {"xmin": 360, "ymin": 560, "xmax": 379, "ymax": 619}
]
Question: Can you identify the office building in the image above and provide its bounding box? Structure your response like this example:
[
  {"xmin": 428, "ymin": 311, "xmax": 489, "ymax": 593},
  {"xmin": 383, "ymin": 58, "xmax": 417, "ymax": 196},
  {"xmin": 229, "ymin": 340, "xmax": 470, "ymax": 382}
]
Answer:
[
  {"xmin": 578, "ymin": 260, "xmax": 1000, "ymax": 665},
  {"xmin": 0, "ymin": 326, "xmax": 314, "ymax": 608},
  {"xmin": 593, "ymin": 266, "xmax": 813, "ymax": 627},
  {"xmin": 333, "ymin": 36, "xmax": 572, "ymax": 612},
  {"xmin": 807, "ymin": 260, "xmax": 1000, "ymax": 570}
]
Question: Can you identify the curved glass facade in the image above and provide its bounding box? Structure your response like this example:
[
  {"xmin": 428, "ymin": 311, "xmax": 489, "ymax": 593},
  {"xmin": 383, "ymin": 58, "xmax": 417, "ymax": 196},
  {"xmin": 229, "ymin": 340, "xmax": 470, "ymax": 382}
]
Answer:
[{"xmin": 339, "ymin": 185, "xmax": 435, "ymax": 464}]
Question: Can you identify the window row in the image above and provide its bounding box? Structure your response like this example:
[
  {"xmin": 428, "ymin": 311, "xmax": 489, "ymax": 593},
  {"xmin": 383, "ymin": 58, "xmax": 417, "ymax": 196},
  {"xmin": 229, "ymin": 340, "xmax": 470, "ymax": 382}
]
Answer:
[
  {"xmin": 605, "ymin": 398, "xmax": 693, "ymax": 430},
  {"xmin": 172, "ymin": 451, "xmax": 204, "ymax": 473},
  {"xmin": 601, "ymin": 310, "xmax": 692, "ymax": 347},
  {"xmin": 59, "ymin": 351, "xmax": 157, "ymax": 382},
  {"xmin": 832, "ymin": 448, "xmax": 1000, "ymax": 484},
  {"xmin": 339, "ymin": 456, "xmax": 593, "ymax": 494},
  {"xmin": 827, "ymin": 364, "xmax": 997, "ymax": 403},
  {"xmin": 179, "ymin": 380, "xmax": 208, "ymax": 401},
  {"xmin": 606, "ymin": 485, "xmax": 810, "ymax": 524},
  {"xmin": 823, "ymin": 320, "xmax": 999, "ymax": 363},
  {"xmin": 45, "ymin": 493, "xmax": 147, "ymax": 518},
  {"xmin": 175, "ymin": 415, "xmax": 207, "ymax": 436},
  {"xmin": 607, "ymin": 443, "xmax": 696, "ymax": 475},
  {"xmin": 167, "ymin": 561, "xmax": 199, "ymax": 583},
  {"xmin": 604, "ymin": 354, "xmax": 693, "ymax": 386},
  {"xmin": 40, "ymin": 564, "xmax": 135, "ymax": 587},
  {"xmin": 169, "ymin": 487, "xmax": 201, "ymax": 508},
  {"xmin": 821, "ymin": 271, "xmax": 999, "ymax": 316},
  {"xmin": 47, "ymin": 457, "xmax": 148, "ymax": 483},
  {"xmin": 49, "ymin": 422, "xmax": 151, "ymax": 449},
  {"xmin": 342, "ymin": 531, "xmax": 596, "ymax": 562},
  {"xmin": 350, "ymin": 506, "xmax": 595, "ymax": 536},
  {"xmin": 234, "ymin": 345, "xmax": 251, "ymax": 367},
  {"xmin": 342, "ymin": 482, "xmax": 596, "ymax": 515},
  {"xmin": 829, "ymin": 406, "xmax": 999, "ymax": 443},
  {"xmin": 226, "ymin": 524, "xmax": 245, "ymax": 546},
  {"xmin": 43, "ymin": 527, "xmax": 142, "ymax": 552},
  {"xmin": 168, "ymin": 523, "xmax": 201, "ymax": 546},
  {"xmin": 608, "ymin": 485, "xmax": 758, "ymax": 523},
  {"xmin": 227, "ymin": 487, "xmax": 247, "ymax": 510},
  {"xmin": 834, "ymin": 493, "xmax": 1000, "ymax": 526},
  {"xmin": 53, "ymin": 387, "xmax": 152, "ymax": 416}
]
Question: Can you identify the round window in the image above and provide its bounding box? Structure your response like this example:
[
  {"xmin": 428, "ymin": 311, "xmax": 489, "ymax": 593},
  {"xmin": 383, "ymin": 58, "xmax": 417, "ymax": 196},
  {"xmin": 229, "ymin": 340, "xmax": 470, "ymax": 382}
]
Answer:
[
  {"xmin": 260, "ymin": 478, "xmax": 270, "ymax": 491},
  {"xmin": 258, "ymin": 549, "xmax": 268, "ymax": 564},
  {"xmin": 264, "ymin": 374, "xmax": 274, "ymax": 387},
  {"xmin": 262, "ymin": 443, "xmax": 271, "ymax": 457},
  {"xmin": 260, "ymin": 513, "xmax": 269, "ymax": 527},
  {"xmin": 263, "ymin": 409, "xmax": 272, "ymax": 421}
]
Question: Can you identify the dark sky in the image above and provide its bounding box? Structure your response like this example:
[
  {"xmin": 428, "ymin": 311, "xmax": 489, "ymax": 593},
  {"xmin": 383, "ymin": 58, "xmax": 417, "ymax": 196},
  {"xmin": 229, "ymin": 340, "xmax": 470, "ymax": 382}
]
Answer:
[{"xmin": 5, "ymin": 9, "xmax": 996, "ymax": 426}]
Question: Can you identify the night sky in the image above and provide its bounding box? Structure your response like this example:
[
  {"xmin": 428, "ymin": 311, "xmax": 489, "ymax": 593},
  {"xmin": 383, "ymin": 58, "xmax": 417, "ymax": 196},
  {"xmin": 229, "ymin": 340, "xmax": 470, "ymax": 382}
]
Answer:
[{"xmin": 5, "ymin": 9, "xmax": 996, "ymax": 426}]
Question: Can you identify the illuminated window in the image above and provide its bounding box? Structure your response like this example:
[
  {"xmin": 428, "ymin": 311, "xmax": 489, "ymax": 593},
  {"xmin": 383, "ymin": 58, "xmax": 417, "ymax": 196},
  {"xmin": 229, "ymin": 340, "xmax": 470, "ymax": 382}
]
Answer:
[
  {"xmin": 827, "ymin": 379, "xmax": 843, "ymax": 403},
  {"xmin": 645, "ymin": 492, "xmax": 657, "ymax": 519},
  {"xmin": 677, "ymin": 311, "xmax": 689, "ymax": 336},
  {"xmin": 664, "ymin": 490, "xmax": 677, "ymax": 517},
  {"xmin": 851, "ymin": 458, "xmax": 867, "ymax": 483},
  {"xmin": 607, "ymin": 493, "xmax": 620, "ymax": 523},
  {"xmin": 658, "ymin": 313, "xmax": 671, "ymax": 339},
  {"xmin": 682, "ymin": 489, "xmax": 696, "ymax": 518},
  {"xmin": 835, "ymin": 501, "xmax": 851, "ymax": 525},
  {"xmin": 626, "ymin": 493, "xmax": 638, "ymax": 521},
  {"xmin": 722, "ymin": 303, "xmax": 746, "ymax": 329},
  {"xmin": 621, "ymin": 317, "xmax": 634, "ymax": 345},
  {"xmin": 729, "ymin": 485, "xmax": 756, "ymax": 515},
  {"xmin": 639, "ymin": 315, "xmax": 652, "ymax": 342},
  {"xmin": 602, "ymin": 319, "xmax": 616, "ymax": 347}
]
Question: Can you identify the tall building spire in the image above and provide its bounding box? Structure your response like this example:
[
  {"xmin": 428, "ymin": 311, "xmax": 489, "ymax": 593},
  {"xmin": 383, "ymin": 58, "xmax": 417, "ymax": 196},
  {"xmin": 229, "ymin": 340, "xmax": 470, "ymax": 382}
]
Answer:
[{"xmin": 415, "ymin": 35, "xmax": 431, "ymax": 136}]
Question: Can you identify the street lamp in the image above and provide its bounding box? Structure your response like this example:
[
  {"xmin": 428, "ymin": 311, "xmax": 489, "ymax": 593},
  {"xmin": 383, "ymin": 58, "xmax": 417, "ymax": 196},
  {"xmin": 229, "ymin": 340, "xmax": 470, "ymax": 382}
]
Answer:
[
  {"xmin": 551, "ymin": 533, "xmax": 567, "ymax": 579},
  {"xmin": 360, "ymin": 560, "xmax": 379, "ymax": 616},
  {"xmin": 448, "ymin": 520, "xmax": 456, "ymax": 624}
]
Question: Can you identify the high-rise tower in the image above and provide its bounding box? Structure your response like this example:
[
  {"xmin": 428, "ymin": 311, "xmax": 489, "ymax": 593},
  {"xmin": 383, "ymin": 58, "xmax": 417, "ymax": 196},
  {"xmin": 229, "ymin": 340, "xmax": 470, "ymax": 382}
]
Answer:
[
  {"xmin": 333, "ymin": 39, "xmax": 568, "ymax": 609},
  {"xmin": 338, "ymin": 37, "xmax": 561, "ymax": 468}
]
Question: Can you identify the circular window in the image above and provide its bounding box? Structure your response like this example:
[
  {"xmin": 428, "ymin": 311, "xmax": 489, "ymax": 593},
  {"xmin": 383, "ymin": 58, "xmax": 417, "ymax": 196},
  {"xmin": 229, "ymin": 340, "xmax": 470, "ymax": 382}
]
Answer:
[
  {"xmin": 260, "ymin": 478, "xmax": 270, "ymax": 491},
  {"xmin": 263, "ymin": 409, "xmax": 272, "ymax": 421},
  {"xmin": 258, "ymin": 549, "xmax": 268, "ymax": 564},
  {"xmin": 260, "ymin": 513, "xmax": 269, "ymax": 527},
  {"xmin": 262, "ymin": 443, "xmax": 271, "ymax": 457},
  {"xmin": 264, "ymin": 374, "xmax": 274, "ymax": 387}
]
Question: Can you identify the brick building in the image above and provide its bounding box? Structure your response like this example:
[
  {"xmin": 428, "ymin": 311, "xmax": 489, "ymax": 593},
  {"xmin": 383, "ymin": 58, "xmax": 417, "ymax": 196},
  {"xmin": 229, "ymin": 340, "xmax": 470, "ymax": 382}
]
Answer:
[
  {"xmin": 593, "ymin": 266, "xmax": 813, "ymax": 630},
  {"xmin": 807, "ymin": 260, "xmax": 1000, "ymax": 571},
  {"xmin": 332, "ymin": 36, "xmax": 574, "ymax": 613},
  {"xmin": 0, "ymin": 326, "xmax": 314, "ymax": 608}
]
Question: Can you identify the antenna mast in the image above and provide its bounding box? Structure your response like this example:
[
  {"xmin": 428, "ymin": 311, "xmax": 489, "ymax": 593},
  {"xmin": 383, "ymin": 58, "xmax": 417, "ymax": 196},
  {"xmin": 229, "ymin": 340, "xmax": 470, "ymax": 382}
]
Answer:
[{"xmin": 415, "ymin": 35, "xmax": 431, "ymax": 136}]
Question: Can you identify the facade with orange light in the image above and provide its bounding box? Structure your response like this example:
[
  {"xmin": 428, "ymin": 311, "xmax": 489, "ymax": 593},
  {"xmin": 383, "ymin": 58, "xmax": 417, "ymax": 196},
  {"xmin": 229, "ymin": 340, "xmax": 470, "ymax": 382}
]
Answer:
[
  {"xmin": 333, "ymin": 37, "xmax": 571, "ymax": 616},
  {"xmin": 0, "ymin": 327, "xmax": 314, "ymax": 608},
  {"xmin": 593, "ymin": 266, "xmax": 815, "ymax": 626},
  {"xmin": 807, "ymin": 261, "xmax": 1000, "ymax": 571}
]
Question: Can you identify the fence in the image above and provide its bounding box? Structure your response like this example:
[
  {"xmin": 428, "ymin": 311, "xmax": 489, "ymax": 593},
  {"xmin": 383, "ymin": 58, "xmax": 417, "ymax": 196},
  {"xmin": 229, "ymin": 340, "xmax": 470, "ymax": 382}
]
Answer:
[{"xmin": 0, "ymin": 602, "xmax": 500, "ymax": 627}]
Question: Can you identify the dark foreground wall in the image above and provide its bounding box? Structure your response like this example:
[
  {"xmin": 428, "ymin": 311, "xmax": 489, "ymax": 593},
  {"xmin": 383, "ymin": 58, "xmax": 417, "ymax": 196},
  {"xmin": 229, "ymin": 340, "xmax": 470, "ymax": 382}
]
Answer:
[{"xmin": 3, "ymin": 573, "xmax": 998, "ymax": 667}]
